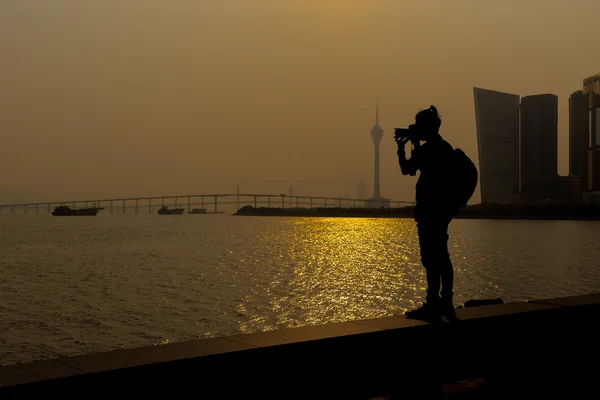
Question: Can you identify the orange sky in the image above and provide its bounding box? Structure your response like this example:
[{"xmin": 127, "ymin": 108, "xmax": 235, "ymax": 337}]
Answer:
[{"xmin": 1, "ymin": 0, "xmax": 599, "ymax": 204}]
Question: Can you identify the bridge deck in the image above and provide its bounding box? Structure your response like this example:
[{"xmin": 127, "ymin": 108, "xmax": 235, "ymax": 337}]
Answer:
[{"xmin": 0, "ymin": 193, "xmax": 413, "ymax": 209}]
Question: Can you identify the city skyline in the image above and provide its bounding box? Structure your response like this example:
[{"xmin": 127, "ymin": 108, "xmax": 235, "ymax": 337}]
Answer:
[
  {"xmin": 2, "ymin": 2, "xmax": 600, "ymax": 205},
  {"xmin": 2, "ymin": 79, "xmax": 596, "ymax": 206},
  {"xmin": 473, "ymin": 70, "xmax": 600, "ymax": 204}
]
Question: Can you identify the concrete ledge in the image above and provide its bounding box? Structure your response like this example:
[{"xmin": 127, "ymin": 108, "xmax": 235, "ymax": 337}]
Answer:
[
  {"xmin": 225, "ymin": 320, "xmax": 379, "ymax": 348},
  {"xmin": 456, "ymin": 300, "xmax": 557, "ymax": 319},
  {"xmin": 529, "ymin": 293, "xmax": 600, "ymax": 307},
  {"xmin": 2, "ymin": 293, "xmax": 600, "ymax": 399},
  {"xmin": 0, "ymin": 360, "xmax": 83, "ymax": 388},
  {"xmin": 55, "ymin": 336, "xmax": 256, "ymax": 374}
]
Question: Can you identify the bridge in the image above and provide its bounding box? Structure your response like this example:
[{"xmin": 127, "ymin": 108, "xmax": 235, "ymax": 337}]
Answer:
[{"xmin": 0, "ymin": 193, "xmax": 414, "ymax": 214}]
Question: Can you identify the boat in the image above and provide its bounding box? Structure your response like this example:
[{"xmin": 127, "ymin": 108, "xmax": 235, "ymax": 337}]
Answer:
[
  {"xmin": 157, "ymin": 206, "xmax": 185, "ymax": 215},
  {"xmin": 52, "ymin": 205, "xmax": 104, "ymax": 216}
]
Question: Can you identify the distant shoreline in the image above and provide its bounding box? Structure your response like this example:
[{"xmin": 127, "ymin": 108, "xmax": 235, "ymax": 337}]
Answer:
[{"xmin": 232, "ymin": 205, "xmax": 600, "ymax": 221}]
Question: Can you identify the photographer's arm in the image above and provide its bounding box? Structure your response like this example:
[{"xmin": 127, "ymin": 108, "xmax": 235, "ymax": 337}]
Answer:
[{"xmin": 397, "ymin": 140, "xmax": 420, "ymax": 176}]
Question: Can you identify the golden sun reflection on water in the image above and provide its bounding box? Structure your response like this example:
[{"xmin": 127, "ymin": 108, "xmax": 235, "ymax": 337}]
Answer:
[
  {"xmin": 239, "ymin": 217, "xmax": 426, "ymax": 332},
  {"xmin": 3, "ymin": 215, "xmax": 600, "ymax": 365},
  {"xmin": 2, "ymin": 214, "xmax": 600, "ymax": 365}
]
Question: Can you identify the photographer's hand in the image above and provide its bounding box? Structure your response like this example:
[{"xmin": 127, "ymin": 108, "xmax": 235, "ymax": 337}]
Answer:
[
  {"xmin": 411, "ymin": 138, "xmax": 421, "ymax": 149},
  {"xmin": 397, "ymin": 140, "xmax": 418, "ymax": 176},
  {"xmin": 395, "ymin": 136, "xmax": 410, "ymax": 151}
]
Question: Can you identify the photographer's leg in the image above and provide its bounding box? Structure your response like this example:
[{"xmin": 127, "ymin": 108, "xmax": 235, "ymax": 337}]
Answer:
[
  {"xmin": 405, "ymin": 222, "xmax": 442, "ymax": 322},
  {"xmin": 437, "ymin": 219, "xmax": 458, "ymax": 321},
  {"xmin": 419, "ymin": 222, "xmax": 441, "ymax": 304},
  {"xmin": 437, "ymin": 222, "xmax": 452, "ymax": 300},
  {"xmin": 424, "ymin": 259, "xmax": 441, "ymax": 305}
]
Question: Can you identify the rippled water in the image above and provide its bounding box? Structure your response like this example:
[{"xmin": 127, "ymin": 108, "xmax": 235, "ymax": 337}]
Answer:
[{"xmin": 1, "ymin": 213, "xmax": 599, "ymax": 366}]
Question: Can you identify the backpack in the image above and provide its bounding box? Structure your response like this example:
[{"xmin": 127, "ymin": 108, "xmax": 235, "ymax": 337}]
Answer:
[{"xmin": 448, "ymin": 148, "xmax": 478, "ymax": 213}]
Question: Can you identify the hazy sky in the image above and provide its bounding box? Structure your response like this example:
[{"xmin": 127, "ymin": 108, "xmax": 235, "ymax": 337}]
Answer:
[{"xmin": 2, "ymin": 0, "xmax": 600, "ymax": 204}]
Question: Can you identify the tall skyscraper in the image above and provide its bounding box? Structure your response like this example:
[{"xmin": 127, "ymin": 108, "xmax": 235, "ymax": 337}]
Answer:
[
  {"xmin": 366, "ymin": 103, "xmax": 390, "ymax": 208},
  {"xmin": 569, "ymin": 90, "xmax": 589, "ymax": 184},
  {"xmin": 473, "ymin": 87, "xmax": 520, "ymax": 204},
  {"xmin": 588, "ymin": 147, "xmax": 600, "ymax": 191},
  {"xmin": 520, "ymin": 94, "xmax": 558, "ymax": 191},
  {"xmin": 584, "ymin": 73, "xmax": 600, "ymax": 192},
  {"xmin": 584, "ymin": 72, "xmax": 600, "ymax": 148}
]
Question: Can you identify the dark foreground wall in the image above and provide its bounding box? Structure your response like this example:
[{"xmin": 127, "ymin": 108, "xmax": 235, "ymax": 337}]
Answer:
[{"xmin": 1, "ymin": 294, "xmax": 599, "ymax": 399}]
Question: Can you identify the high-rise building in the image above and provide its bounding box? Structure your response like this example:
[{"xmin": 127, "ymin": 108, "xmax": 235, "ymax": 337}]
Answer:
[
  {"xmin": 569, "ymin": 90, "xmax": 589, "ymax": 185},
  {"xmin": 584, "ymin": 72, "xmax": 600, "ymax": 148},
  {"xmin": 520, "ymin": 94, "xmax": 558, "ymax": 192},
  {"xmin": 473, "ymin": 87, "xmax": 520, "ymax": 204},
  {"xmin": 588, "ymin": 146, "xmax": 600, "ymax": 191},
  {"xmin": 366, "ymin": 103, "xmax": 390, "ymax": 208},
  {"xmin": 584, "ymin": 73, "xmax": 600, "ymax": 192}
]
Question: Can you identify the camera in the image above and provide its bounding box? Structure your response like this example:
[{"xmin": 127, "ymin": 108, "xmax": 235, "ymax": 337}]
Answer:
[{"xmin": 394, "ymin": 124, "xmax": 417, "ymax": 142}]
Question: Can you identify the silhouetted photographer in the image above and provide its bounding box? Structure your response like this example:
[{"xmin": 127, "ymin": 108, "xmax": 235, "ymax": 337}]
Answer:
[{"xmin": 395, "ymin": 106, "xmax": 477, "ymax": 322}]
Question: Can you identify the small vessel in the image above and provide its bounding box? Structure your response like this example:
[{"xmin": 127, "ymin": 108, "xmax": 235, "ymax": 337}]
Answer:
[
  {"xmin": 157, "ymin": 206, "xmax": 185, "ymax": 215},
  {"xmin": 52, "ymin": 205, "xmax": 104, "ymax": 216}
]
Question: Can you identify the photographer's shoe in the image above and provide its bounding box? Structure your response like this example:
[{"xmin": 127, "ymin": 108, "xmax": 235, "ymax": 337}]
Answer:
[
  {"xmin": 404, "ymin": 302, "xmax": 442, "ymax": 323},
  {"xmin": 440, "ymin": 299, "xmax": 459, "ymax": 321}
]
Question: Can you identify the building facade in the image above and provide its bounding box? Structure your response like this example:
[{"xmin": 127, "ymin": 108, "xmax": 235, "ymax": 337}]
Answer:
[
  {"xmin": 569, "ymin": 90, "xmax": 589, "ymax": 185},
  {"xmin": 584, "ymin": 72, "xmax": 600, "ymax": 147},
  {"xmin": 519, "ymin": 175, "xmax": 582, "ymax": 203},
  {"xmin": 584, "ymin": 73, "xmax": 600, "ymax": 191},
  {"xmin": 520, "ymin": 94, "xmax": 558, "ymax": 192},
  {"xmin": 588, "ymin": 146, "xmax": 600, "ymax": 191},
  {"xmin": 473, "ymin": 87, "xmax": 521, "ymax": 204}
]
